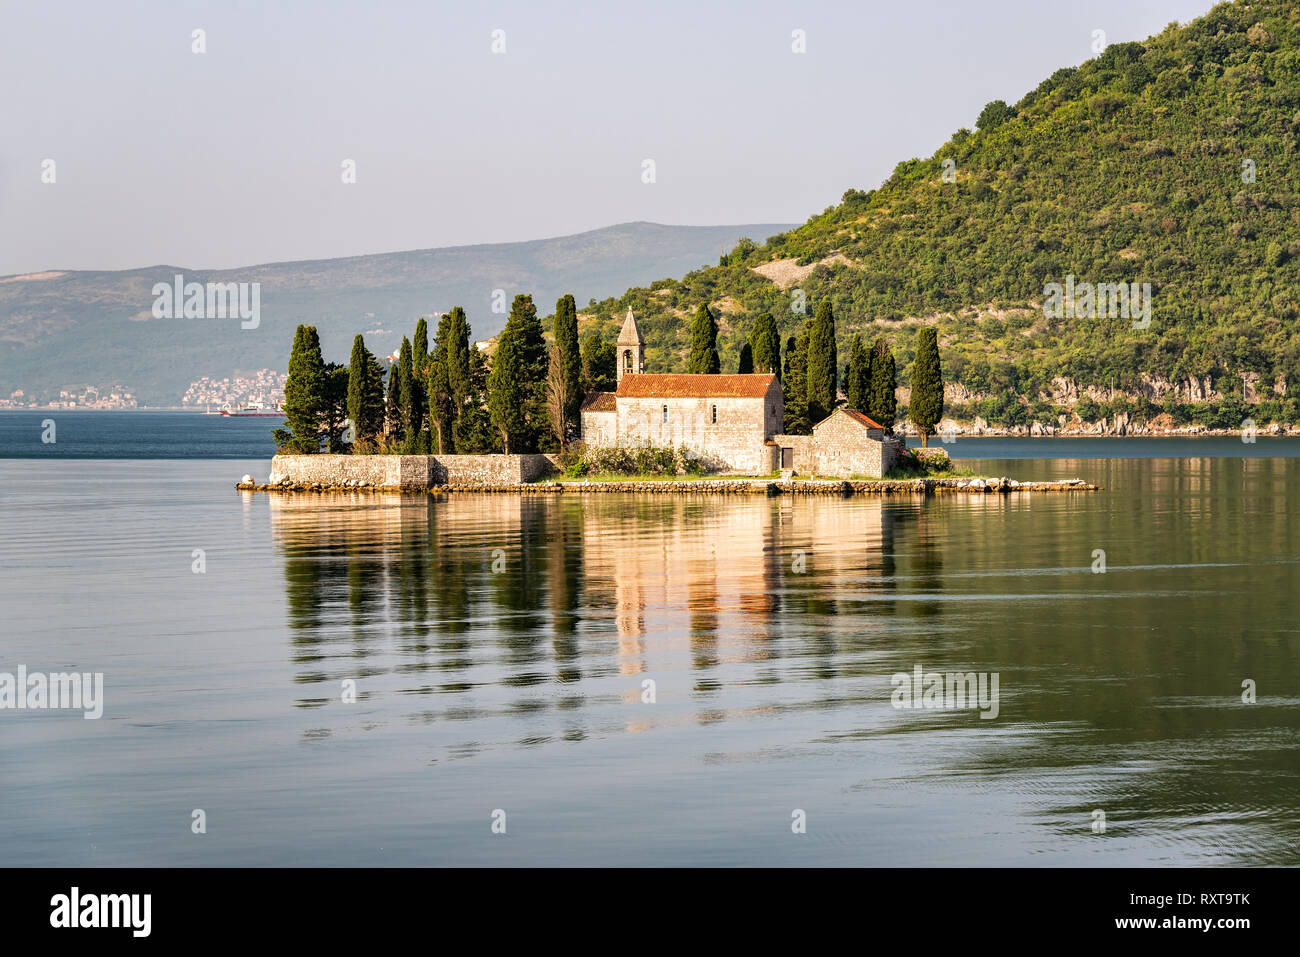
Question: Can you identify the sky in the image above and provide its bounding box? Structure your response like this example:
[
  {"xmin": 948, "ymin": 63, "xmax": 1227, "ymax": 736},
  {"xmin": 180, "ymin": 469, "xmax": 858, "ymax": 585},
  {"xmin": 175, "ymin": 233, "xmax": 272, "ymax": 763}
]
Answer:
[{"xmin": 0, "ymin": 0, "xmax": 1216, "ymax": 276}]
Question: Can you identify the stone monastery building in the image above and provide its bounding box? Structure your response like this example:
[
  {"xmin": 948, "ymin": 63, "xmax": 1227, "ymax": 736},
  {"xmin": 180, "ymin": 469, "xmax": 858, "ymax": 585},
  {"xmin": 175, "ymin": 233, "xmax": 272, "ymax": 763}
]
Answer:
[{"xmin": 579, "ymin": 310, "xmax": 899, "ymax": 477}]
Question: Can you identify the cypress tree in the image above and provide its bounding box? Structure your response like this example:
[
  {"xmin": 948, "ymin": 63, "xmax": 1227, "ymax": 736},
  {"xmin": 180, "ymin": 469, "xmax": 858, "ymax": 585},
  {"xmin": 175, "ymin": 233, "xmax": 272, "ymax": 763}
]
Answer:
[
  {"xmin": 580, "ymin": 331, "xmax": 616, "ymax": 392},
  {"xmin": 488, "ymin": 294, "xmax": 548, "ymax": 452},
  {"xmin": 870, "ymin": 337, "xmax": 898, "ymax": 432},
  {"xmin": 488, "ymin": 325, "xmax": 528, "ymax": 452},
  {"xmin": 456, "ymin": 346, "xmax": 496, "ymax": 453},
  {"xmin": 385, "ymin": 347, "xmax": 406, "ymax": 443},
  {"xmin": 909, "ymin": 327, "xmax": 944, "ymax": 446},
  {"xmin": 276, "ymin": 324, "xmax": 326, "ymax": 453},
  {"xmin": 783, "ymin": 331, "xmax": 810, "ymax": 434},
  {"xmin": 413, "ymin": 318, "xmax": 429, "ymax": 373},
  {"xmin": 554, "ymin": 294, "xmax": 582, "ymax": 444},
  {"xmin": 687, "ymin": 303, "xmax": 720, "ymax": 374},
  {"xmin": 846, "ymin": 333, "xmax": 870, "ymax": 412},
  {"xmin": 806, "ymin": 299, "xmax": 838, "ymax": 424},
  {"xmin": 346, "ymin": 334, "xmax": 386, "ymax": 448},
  {"xmin": 397, "ymin": 337, "xmax": 425, "ymax": 452},
  {"xmin": 321, "ymin": 363, "xmax": 351, "ymax": 452},
  {"xmin": 750, "ymin": 312, "xmax": 781, "ymax": 378},
  {"xmin": 737, "ymin": 342, "xmax": 753, "ymax": 374},
  {"xmin": 411, "ymin": 317, "xmax": 430, "ymax": 450},
  {"xmin": 428, "ymin": 310, "xmax": 464, "ymax": 454}
]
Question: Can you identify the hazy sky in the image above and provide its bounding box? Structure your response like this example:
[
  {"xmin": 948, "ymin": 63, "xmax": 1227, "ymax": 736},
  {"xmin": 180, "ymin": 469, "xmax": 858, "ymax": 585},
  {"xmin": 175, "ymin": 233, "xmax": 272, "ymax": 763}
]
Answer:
[{"xmin": 1, "ymin": 0, "xmax": 1214, "ymax": 275}]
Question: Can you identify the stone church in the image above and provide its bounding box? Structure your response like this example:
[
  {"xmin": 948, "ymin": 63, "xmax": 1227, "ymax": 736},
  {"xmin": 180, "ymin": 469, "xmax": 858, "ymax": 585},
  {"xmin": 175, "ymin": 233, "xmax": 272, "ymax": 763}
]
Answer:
[{"xmin": 579, "ymin": 310, "xmax": 899, "ymax": 477}]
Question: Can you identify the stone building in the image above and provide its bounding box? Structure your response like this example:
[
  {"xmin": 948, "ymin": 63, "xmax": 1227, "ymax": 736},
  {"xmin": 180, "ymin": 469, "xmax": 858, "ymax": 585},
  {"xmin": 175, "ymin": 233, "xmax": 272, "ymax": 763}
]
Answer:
[
  {"xmin": 770, "ymin": 408, "xmax": 898, "ymax": 477},
  {"xmin": 579, "ymin": 309, "xmax": 899, "ymax": 477}
]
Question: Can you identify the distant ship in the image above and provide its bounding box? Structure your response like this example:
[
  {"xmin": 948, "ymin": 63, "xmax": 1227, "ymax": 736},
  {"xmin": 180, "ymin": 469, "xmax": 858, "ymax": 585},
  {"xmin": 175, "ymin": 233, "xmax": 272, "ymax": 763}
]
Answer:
[{"xmin": 220, "ymin": 403, "xmax": 284, "ymax": 418}]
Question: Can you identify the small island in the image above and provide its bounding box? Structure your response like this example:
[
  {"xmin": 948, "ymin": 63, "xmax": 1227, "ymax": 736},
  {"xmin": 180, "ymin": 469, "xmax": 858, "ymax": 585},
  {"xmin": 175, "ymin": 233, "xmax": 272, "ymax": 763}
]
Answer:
[{"xmin": 239, "ymin": 295, "xmax": 1098, "ymax": 494}]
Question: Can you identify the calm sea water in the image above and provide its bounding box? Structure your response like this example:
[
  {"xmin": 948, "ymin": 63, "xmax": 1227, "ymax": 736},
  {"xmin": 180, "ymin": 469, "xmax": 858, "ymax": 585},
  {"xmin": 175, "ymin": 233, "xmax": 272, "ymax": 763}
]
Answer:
[{"xmin": 1, "ymin": 414, "xmax": 1298, "ymax": 865}]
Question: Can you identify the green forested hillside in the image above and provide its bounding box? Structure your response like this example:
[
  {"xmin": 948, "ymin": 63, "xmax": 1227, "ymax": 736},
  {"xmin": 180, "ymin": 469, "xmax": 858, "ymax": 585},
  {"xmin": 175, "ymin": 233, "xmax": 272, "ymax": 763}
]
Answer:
[{"xmin": 577, "ymin": 0, "xmax": 1300, "ymax": 428}]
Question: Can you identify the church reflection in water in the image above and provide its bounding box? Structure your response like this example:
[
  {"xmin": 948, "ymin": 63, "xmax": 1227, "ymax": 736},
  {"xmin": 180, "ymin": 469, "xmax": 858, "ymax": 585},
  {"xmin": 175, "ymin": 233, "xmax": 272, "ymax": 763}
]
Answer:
[{"xmin": 270, "ymin": 491, "xmax": 942, "ymax": 711}]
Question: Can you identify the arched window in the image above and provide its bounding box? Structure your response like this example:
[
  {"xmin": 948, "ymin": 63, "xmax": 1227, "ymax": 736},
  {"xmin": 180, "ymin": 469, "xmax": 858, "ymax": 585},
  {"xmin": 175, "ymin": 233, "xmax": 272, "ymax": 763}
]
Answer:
[
  {"xmin": 662, "ymin": 405, "xmax": 668, "ymax": 423},
  {"xmin": 711, "ymin": 405, "xmax": 717, "ymax": 424},
  {"xmin": 623, "ymin": 351, "xmax": 633, "ymax": 373}
]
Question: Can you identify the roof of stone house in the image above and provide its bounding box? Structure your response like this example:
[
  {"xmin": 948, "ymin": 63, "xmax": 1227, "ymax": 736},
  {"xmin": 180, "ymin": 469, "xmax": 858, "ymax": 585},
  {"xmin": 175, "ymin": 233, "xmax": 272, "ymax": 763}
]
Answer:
[
  {"xmin": 580, "ymin": 391, "xmax": 617, "ymax": 413},
  {"xmin": 616, "ymin": 308, "xmax": 643, "ymax": 345},
  {"xmin": 615, "ymin": 373, "xmax": 777, "ymax": 399},
  {"xmin": 816, "ymin": 407, "xmax": 886, "ymax": 431}
]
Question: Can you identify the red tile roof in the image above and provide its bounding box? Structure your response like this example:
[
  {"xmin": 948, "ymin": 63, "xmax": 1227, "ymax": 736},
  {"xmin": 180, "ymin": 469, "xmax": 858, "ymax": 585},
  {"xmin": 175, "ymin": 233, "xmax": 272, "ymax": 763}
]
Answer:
[
  {"xmin": 819, "ymin": 407, "xmax": 886, "ymax": 430},
  {"xmin": 580, "ymin": 391, "xmax": 617, "ymax": 412},
  {"xmin": 615, "ymin": 373, "xmax": 777, "ymax": 399}
]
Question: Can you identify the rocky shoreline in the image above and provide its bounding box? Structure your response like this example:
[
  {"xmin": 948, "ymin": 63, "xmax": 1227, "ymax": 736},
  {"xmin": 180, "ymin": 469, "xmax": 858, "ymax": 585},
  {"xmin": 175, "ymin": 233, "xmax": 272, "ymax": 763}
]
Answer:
[{"xmin": 236, "ymin": 476, "xmax": 1100, "ymax": 495}]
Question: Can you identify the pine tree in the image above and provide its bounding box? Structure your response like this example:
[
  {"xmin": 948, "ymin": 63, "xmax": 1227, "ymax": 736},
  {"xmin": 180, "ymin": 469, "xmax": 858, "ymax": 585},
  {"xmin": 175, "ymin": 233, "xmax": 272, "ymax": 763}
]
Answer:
[
  {"xmin": 276, "ymin": 324, "xmax": 326, "ymax": 453},
  {"xmin": 687, "ymin": 303, "xmax": 720, "ymax": 374},
  {"xmin": 870, "ymin": 337, "xmax": 898, "ymax": 432},
  {"xmin": 806, "ymin": 299, "xmax": 838, "ymax": 424},
  {"xmin": 909, "ymin": 327, "xmax": 943, "ymax": 446},
  {"xmin": 737, "ymin": 342, "xmax": 753, "ymax": 374},
  {"xmin": 846, "ymin": 333, "xmax": 870, "ymax": 412},
  {"xmin": 783, "ymin": 332, "xmax": 810, "ymax": 434},
  {"xmin": 554, "ymin": 294, "xmax": 582, "ymax": 444},
  {"xmin": 750, "ymin": 312, "xmax": 781, "ymax": 378}
]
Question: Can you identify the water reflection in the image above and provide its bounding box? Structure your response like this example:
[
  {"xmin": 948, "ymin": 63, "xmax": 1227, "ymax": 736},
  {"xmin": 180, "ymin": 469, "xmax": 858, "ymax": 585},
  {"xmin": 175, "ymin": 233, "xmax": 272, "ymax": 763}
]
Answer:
[{"xmin": 269, "ymin": 476, "xmax": 1300, "ymax": 864}]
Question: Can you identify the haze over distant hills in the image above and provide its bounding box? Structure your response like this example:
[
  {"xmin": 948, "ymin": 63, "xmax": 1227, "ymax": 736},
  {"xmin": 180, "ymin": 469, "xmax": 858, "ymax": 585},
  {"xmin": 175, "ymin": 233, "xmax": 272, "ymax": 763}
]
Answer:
[{"xmin": 0, "ymin": 221, "xmax": 793, "ymax": 405}]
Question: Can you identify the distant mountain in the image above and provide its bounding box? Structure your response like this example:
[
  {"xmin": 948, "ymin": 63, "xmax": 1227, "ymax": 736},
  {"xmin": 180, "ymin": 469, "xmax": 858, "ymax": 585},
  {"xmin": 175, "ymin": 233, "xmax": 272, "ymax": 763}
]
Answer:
[
  {"xmin": 0, "ymin": 221, "xmax": 793, "ymax": 404},
  {"xmin": 580, "ymin": 0, "xmax": 1300, "ymax": 430}
]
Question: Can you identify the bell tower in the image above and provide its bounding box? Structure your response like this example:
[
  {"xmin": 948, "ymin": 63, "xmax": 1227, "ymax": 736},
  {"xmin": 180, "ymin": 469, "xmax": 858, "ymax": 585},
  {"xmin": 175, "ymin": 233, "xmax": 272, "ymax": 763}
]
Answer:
[{"xmin": 616, "ymin": 308, "xmax": 644, "ymax": 384}]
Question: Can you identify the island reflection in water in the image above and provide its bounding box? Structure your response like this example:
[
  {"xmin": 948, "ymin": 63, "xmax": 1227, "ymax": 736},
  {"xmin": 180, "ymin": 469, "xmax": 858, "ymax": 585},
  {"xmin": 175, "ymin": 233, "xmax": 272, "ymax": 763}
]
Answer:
[{"xmin": 265, "ymin": 480, "xmax": 1300, "ymax": 865}]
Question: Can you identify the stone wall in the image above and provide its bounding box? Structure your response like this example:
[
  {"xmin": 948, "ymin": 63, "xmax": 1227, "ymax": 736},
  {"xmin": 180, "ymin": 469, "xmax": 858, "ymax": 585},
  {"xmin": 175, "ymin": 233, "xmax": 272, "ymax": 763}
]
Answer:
[{"xmin": 267, "ymin": 454, "xmax": 555, "ymax": 489}]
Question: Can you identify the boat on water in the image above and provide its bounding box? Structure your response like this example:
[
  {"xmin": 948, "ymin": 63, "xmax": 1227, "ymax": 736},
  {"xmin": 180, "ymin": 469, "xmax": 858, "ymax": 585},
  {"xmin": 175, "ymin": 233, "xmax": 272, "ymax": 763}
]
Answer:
[{"xmin": 220, "ymin": 403, "xmax": 284, "ymax": 418}]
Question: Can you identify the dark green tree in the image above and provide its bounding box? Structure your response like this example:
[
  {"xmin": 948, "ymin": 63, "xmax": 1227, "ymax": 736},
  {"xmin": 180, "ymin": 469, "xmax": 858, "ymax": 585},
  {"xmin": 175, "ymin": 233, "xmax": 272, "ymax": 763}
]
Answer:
[
  {"xmin": 275, "ymin": 324, "xmax": 326, "ymax": 453},
  {"xmin": 554, "ymin": 294, "xmax": 583, "ymax": 444},
  {"xmin": 580, "ymin": 331, "xmax": 616, "ymax": 392},
  {"xmin": 396, "ymin": 337, "xmax": 427, "ymax": 453},
  {"xmin": 846, "ymin": 333, "xmax": 870, "ymax": 412},
  {"xmin": 346, "ymin": 334, "xmax": 386, "ymax": 448},
  {"xmin": 489, "ymin": 294, "xmax": 548, "ymax": 452},
  {"xmin": 749, "ymin": 312, "xmax": 781, "ymax": 378},
  {"xmin": 385, "ymin": 349, "xmax": 405, "ymax": 443},
  {"xmin": 806, "ymin": 299, "xmax": 838, "ymax": 424},
  {"xmin": 909, "ymin": 327, "xmax": 943, "ymax": 446},
  {"xmin": 782, "ymin": 332, "xmax": 810, "ymax": 434},
  {"xmin": 456, "ymin": 346, "xmax": 497, "ymax": 453},
  {"xmin": 488, "ymin": 327, "xmax": 529, "ymax": 452},
  {"xmin": 687, "ymin": 303, "xmax": 720, "ymax": 374},
  {"xmin": 737, "ymin": 342, "xmax": 753, "ymax": 374},
  {"xmin": 869, "ymin": 337, "xmax": 898, "ymax": 432},
  {"xmin": 321, "ymin": 362, "xmax": 351, "ymax": 452}
]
